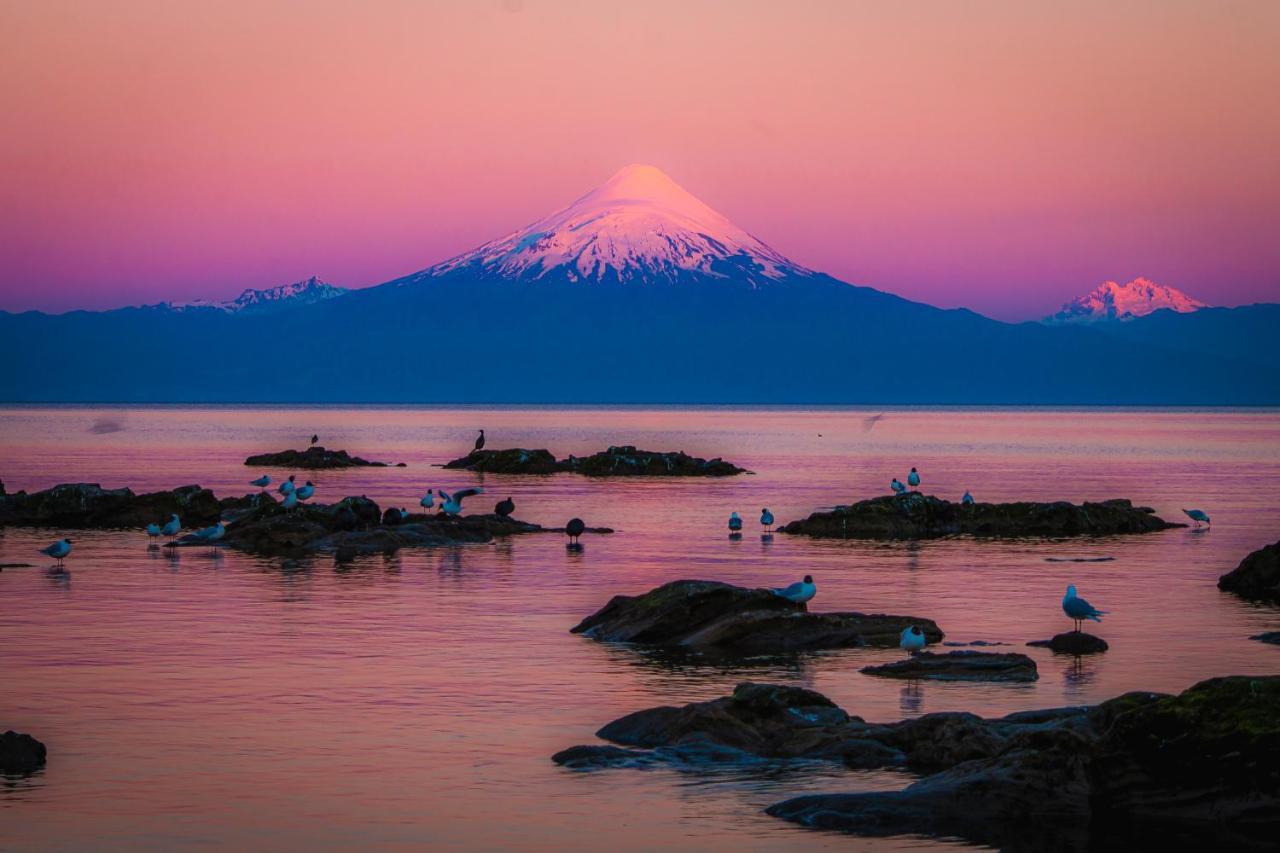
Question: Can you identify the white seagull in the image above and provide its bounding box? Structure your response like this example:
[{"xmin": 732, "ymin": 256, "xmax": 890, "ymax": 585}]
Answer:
[
  {"xmin": 40, "ymin": 538, "xmax": 72, "ymax": 565},
  {"xmin": 772, "ymin": 575, "xmax": 816, "ymax": 605},
  {"xmin": 193, "ymin": 520, "xmax": 225, "ymax": 550},
  {"xmin": 891, "ymin": 478, "xmax": 907, "ymax": 495},
  {"xmin": 1062, "ymin": 584, "xmax": 1105, "ymax": 633},
  {"xmin": 760, "ymin": 508, "xmax": 774, "ymax": 532},
  {"xmin": 1182, "ymin": 508, "xmax": 1210, "ymax": 528},
  {"xmin": 440, "ymin": 487, "xmax": 483, "ymax": 516},
  {"xmin": 294, "ymin": 481, "xmax": 315, "ymax": 501},
  {"xmin": 962, "ymin": 490, "xmax": 974, "ymax": 506},
  {"xmin": 278, "ymin": 475, "xmax": 296, "ymax": 496},
  {"xmin": 900, "ymin": 625, "xmax": 926, "ymax": 656},
  {"xmin": 160, "ymin": 514, "xmax": 181, "ymax": 542},
  {"xmin": 250, "ymin": 474, "xmax": 271, "ymax": 489},
  {"xmin": 728, "ymin": 511, "xmax": 743, "ymax": 532},
  {"xmin": 907, "ymin": 467, "xmax": 920, "ymax": 489},
  {"xmin": 282, "ymin": 491, "xmax": 298, "ymax": 511},
  {"xmin": 420, "ymin": 489, "xmax": 435, "ymax": 512},
  {"xmin": 146, "ymin": 522, "xmax": 162, "ymax": 540}
]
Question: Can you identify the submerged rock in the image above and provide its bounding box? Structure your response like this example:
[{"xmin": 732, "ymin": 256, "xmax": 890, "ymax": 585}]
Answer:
[
  {"xmin": 0, "ymin": 483, "xmax": 222, "ymax": 529},
  {"xmin": 860, "ymin": 650, "xmax": 1039, "ymax": 682},
  {"xmin": 443, "ymin": 445, "xmax": 748, "ymax": 476},
  {"xmin": 570, "ymin": 579, "xmax": 942, "ymax": 654},
  {"xmin": 1027, "ymin": 631, "xmax": 1109, "ymax": 654},
  {"xmin": 244, "ymin": 446, "xmax": 395, "ymax": 468},
  {"xmin": 766, "ymin": 675, "xmax": 1280, "ymax": 849},
  {"xmin": 780, "ymin": 492, "xmax": 1183, "ymax": 540},
  {"xmin": 1218, "ymin": 540, "xmax": 1280, "ymax": 603},
  {"xmin": 0, "ymin": 730, "xmax": 47, "ymax": 773},
  {"xmin": 1251, "ymin": 632, "xmax": 1280, "ymax": 645}
]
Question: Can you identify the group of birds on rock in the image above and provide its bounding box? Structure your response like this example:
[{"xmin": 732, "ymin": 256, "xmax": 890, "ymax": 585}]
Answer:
[{"xmin": 890, "ymin": 467, "xmax": 923, "ymax": 495}]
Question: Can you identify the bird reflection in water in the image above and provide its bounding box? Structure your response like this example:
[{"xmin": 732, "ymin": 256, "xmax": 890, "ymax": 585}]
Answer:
[
  {"xmin": 1062, "ymin": 654, "xmax": 1099, "ymax": 698},
  {"xmin": 899, "ymin": 680, "xmax": 924, "ymax": 715}
]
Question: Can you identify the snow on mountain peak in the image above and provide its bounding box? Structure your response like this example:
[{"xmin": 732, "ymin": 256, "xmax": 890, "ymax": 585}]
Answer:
[
  {"xmin": 424, "ymin": 164, "xmax": 808, "ymax": 285},
  {"xmin": 165, "ymin": 276, "xmax": 347, "ymax": 314},
  {"xmin": 1045, "ymin": 277, "xmax": 1208, "ymax": 324}
]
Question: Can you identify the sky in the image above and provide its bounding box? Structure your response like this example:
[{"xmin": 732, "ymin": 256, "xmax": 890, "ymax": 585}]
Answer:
[{"xmin": 1, "ymin": 0, "xmax": 1278, "ymax": 320}]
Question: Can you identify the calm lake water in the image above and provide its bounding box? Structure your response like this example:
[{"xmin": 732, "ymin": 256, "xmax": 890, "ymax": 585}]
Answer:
[{"xmin": 2, "ymin": 406, "xmax": 1278, "ymax": 850}]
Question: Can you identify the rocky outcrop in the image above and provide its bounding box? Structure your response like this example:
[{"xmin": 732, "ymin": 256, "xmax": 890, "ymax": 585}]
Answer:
[
  {"xmin": 0, "ymin": 483, "xmax": 223, "ymax": 529},
  {"xmin": 553, "ymin": 676, "xmax": 1280, "ymax": 849},
  {"xmin": 780, "ymin": 492, "xmax": 1183, "ymax": 540},
  {"xmin": 443, "ymin": 445, "xmax": 747, "ymax": 476},
  {"xmin": 766, "ymin": 676, "xmax": 1280, "ymax": 849},
  {"xmin": 1028, "ymin": 631, "xmax": 1109, "ymax": 654},
  {"xmin": 244, "ymin": 446, "xmax": 400, "ymax": 468},
  {"xmin": 1218, "ymin": 540, "xmax": 1280, "ymax": 603},
  {"xmin": 1, "ymin": 730, "xmax": 47, "ymax": 773},
  {"xmin": 169, "ymin": 496, "xmax": 561, "ymax": 557},
  {"xmin": 860, "ymin": 651, "xmax": 1038, "ymax": 682},
  {"xmin": 442, "ymin": 448, "xmax": 563, "ymax": 474},
  {"xmin": 1252, "ymin": 632, "xmax": 1280, "ymax": 645},
  {"xmin": 571, "ymin": 580, "xmax": 942, "ymax": 654}
]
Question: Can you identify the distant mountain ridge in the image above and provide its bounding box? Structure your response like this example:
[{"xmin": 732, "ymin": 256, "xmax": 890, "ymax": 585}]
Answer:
[
  {"xmin": 1046, "ymin": 277, "xmax": 1207, "ymax": 324},
  {"xmin": 0, "ymin": 167, "xmax": 1275, "ymax": 404},
  {"xmin": 157, "ymin": 276, "xmax": 346, "ymax": 314}
]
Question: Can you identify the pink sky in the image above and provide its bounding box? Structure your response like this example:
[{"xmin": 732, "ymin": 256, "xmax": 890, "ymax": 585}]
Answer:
[{"xmin": 2, "ymin": 0, "xmax": 1278, "ymax": 319}]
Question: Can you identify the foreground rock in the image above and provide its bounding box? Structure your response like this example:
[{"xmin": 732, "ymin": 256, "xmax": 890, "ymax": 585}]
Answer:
[
  {"xmin": 244, "ymin": 446, "xmax": 400, "ymax": 468},
  {"xmin": 1252, "ymin": 632, "xmax": 1280, "ymax": 645},
  {"xmin": 1028, "ymin": 631, "xmax": 1109, "ymax": 654},
  {"xmin": 781, "ymin": 492, "xmax": 1183, "ymax": 540},
  {"xmin": 571, "ymin": 580, "xmax": 942, "ymax": 654},
  {"xmin": 0, "ymin": 730, "xmax": 47, "ymax": 773},
  {"xmin": 554, "ymin": 676, "xmax": 1280, "ymax": 848},
  {"xmin": 444, "ymin": 445, "xmax": 747, "ymax": 476},
  {"xmin": 0, "ymin": 483, "xmax": 224, "ymax": 529},
  {"xmin": 1218, "ymin": 540, "xmax": 1280, "ymax": 603},
  {"xmin": 767, "ymin": 676, "xmax": 1280, "ymax": 849},
  {"xmin": 861, "ymin": 651, "xmax": 1038, "ymax": 682}
]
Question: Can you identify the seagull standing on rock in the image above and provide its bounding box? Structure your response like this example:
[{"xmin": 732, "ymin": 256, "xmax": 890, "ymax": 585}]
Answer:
[
  {"xmin": 891, "ymin": 478, "xmax": 906, "ymax": 496},
  {"xmin": 40, "ymin": 538, "xmax": 72, "ymax": 565},
  {"xmin": 772, "ymin": 575, "xmax": 816, "ymax": 606},
  {"xmin": 1182, "ymin": 508, "xmax": 1210, "ymax": 528},
  {"xmin": 420, "ymin": 489, "xmax": 435, "ymax": 513},
  {"xmin": 907, "ymin": 467, "xmax": 920, "ymax": 490},
  {"xmin": 294, "ymin": 481, "xmax": 315, "ymax": 501},
  {"xmin": 495, "ymin": 497, "xmax": 515, "ymax": 518},
  {"xmin": 278, "ymin": 475, "xmax": 296, "ymax": 496},
  {"xmin": 900, "ymin": 625, "xmax": 926, "ymax": 656},
  {"xmin": 962, "ymin": 490, "xmax": 974, "ymax": 505},
  {"xmin": 251, "ymin": 474, "xmax": 271, "ymax": 489},
  {"xmin": 440, "ymin": 487, "xmax": 483, "ymax": 516},
  {"xmin": 1062, "ymin": 584, "xmax": 1105, "ymax": 633},
  {"xmin": 474, "ymin": 430, "xmax": 485, "ymax": 452},
  {"xmin": 282, "ymin": 491, "xmax": 298, "ymax": 511}
]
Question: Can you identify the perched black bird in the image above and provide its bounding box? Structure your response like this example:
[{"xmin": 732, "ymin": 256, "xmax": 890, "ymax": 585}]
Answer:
[
  {"xmin": 565, "ymin": 517, "xmax": 586, "ymax": 544},
  {"xmin": 495, "ymin": 497, "xmax": 515, "ymax": 518},
  {"xmin": 474, "ymin": 429, "xmax": 486, "ymax": 452},
  {"xmin": 310, "ymin": 434, "xmax": 318, "ymax": 446}
]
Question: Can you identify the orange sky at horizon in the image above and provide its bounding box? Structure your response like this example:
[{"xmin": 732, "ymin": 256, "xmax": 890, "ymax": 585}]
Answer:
[{"xmin": 1, "ymin": 0, "xmax": 1277, "ymax": 318}]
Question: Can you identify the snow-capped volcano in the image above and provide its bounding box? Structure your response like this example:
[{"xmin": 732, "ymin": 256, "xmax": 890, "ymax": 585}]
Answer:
[
  {"xmin": 417, "ymin": 164, "xmax": 809, "ymax": 286},
  {"xmin": 164, "ymin": 276, "xmax": 347, "ymax": 314},
  {"xmin": 1045, "ymin": 277, "xmax": 1207, "ymax": 324}
]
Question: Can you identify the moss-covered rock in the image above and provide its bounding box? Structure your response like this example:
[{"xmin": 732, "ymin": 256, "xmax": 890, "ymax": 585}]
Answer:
[
  {"xmin": 0, "ymin": 483, "xmax": 223, "ymax": 529},
  {"xmin": 860, "ymin": 650, "xmax": 1039, "ymax": 682},
  {"xmin": 1218, "ymin": 540, "xmax": 1280, "ymax": 603},
  {"xmin": 244, "ymin": 446, "xmax": 397, "ymax": 468},
  {"xmin": 571, "ymin": 579, "xmax": 943, "ymax": 653},
  {"xmin": 781, "ymin": 492, "xmax": 1183, "ymax": 540}
]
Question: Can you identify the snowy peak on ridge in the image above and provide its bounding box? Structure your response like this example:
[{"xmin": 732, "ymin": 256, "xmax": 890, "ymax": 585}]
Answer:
[{"xmin": 1045, "ymin": 277, "xmax": 1208, "ymax": 324}]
